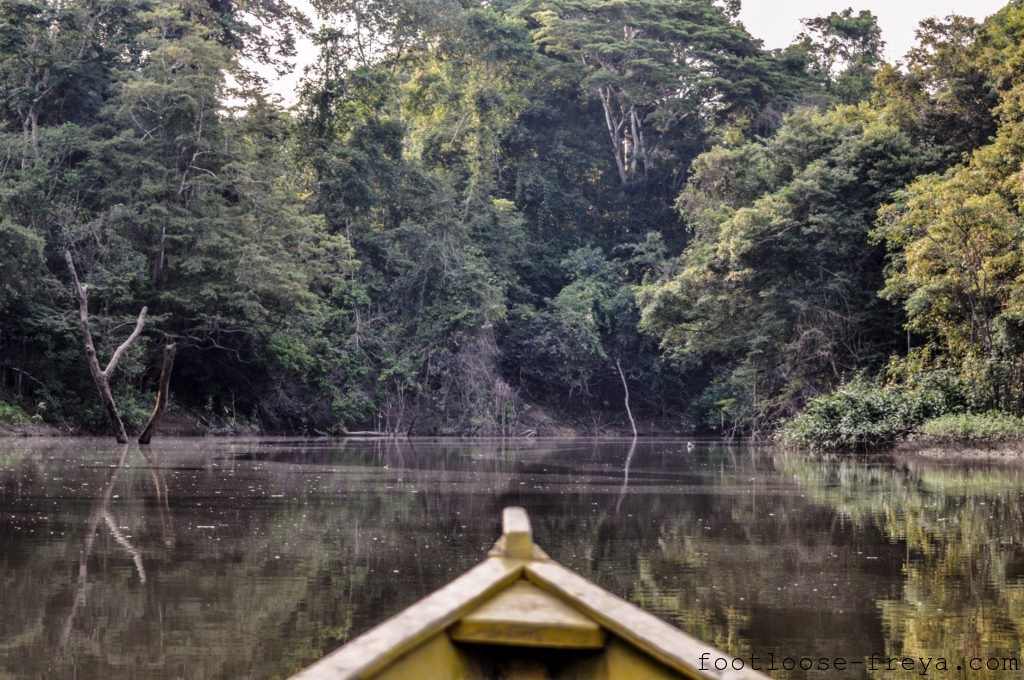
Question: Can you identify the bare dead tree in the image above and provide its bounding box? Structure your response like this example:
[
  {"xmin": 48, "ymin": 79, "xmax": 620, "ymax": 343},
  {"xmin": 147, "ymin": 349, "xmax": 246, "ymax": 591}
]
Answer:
[
  {"xmin": 615, "ymin": 358, "xmax": 638, "ymax": 437},
  {"xmin": 65, "ymin": 250, "xmax": 147, "ymax": 443}
]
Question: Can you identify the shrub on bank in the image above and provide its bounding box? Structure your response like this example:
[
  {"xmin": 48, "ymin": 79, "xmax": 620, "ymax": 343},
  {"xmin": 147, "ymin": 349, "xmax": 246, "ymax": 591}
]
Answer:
[
  {"xmin": 0, "ymin": 399, "xmax": 29, "ymax": 425},
  {"xmin": 779, "ymin": 368, "xmax": 1024, "ymax": 450},
  {"xmin": 917, "ymin": 411, "xmax": 1024, "ymax": 442},
  {"xmin": 778, "ymin": 374, "xmax": 964, "ymax": 451}
]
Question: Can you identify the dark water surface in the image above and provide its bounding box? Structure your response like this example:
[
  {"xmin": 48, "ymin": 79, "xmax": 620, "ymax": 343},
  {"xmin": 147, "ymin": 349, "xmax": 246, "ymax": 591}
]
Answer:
[{"xmin": 1, "ymin": 437, "xmax": 1022, "ymax": 679}]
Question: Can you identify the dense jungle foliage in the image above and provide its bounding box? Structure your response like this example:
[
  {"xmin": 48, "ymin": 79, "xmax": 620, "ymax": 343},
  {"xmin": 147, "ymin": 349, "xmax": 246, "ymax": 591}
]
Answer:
[{"xmin": 3, "ymin": 0, "xmax": 1024, "ymax": 440}]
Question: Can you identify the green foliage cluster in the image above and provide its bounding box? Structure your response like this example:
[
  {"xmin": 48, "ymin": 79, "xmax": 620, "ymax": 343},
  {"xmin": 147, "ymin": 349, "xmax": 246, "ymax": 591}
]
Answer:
[
  {"xmin": 0, "ymin": 0, "xmax": 356, "ymax": 434},
  {"xmin": 778, "ymin": 378, "xmax": 945, "ymax": 450},
  {"xmin": 4, "ymin": 0, "xmax": 1024, "ymax": 438},
  {"xmin": 639, "ymin": 3, "xmax": 1024, "ymax": 440},
  {"xmin": 289, "ymin": 0, "xmax": 819, "ymax": 433},
  {"xmin": 779, "ymin": 355, "xmax": 1024, "ymax": 449},
  {"xmin": 0, "ymin": 399, "xmax": 29, "ymax": 425},
  {"xmin": 794, "ymin": 8, "xmax": 885, "ymax": 104},
  {"xmin": 918, "ymin": 411, "xmax": 1024, "ymax": 441},
  {"xmin": 638, "ymin": 105, "xmax": 931, "ymax": 433}
]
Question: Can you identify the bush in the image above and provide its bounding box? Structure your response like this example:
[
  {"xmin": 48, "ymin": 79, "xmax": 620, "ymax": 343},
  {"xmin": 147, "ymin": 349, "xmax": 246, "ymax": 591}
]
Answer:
[
  {"xmin": 917, "ymin": 411, "xmax": 1024, "ymax": 442},
  {"xmin": 0, "ymin": 399, "xmax": 30, "ymax": 425},
  {"xmin": 779, "ymin": 376, "xmax": 953, "ymax": 451}
]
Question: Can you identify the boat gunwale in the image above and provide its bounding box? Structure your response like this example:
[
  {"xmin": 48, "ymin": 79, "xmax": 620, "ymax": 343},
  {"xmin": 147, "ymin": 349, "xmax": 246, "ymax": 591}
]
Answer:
[
  {"xmin": 289, "ymin": 556, "xmax": 527, "ymax": 679},
  {"xmin": 521, "ymin": 559, "xmax": 764, "ymax": 679}
]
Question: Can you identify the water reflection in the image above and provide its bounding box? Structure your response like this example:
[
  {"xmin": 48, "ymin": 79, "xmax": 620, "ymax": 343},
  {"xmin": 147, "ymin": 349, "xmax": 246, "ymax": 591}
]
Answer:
[
  {"xmin": 61, "ymin": 444, "xmax": 138, "ymax": 653},
  {"xmin": 614, "ymin": 437, "xmax": 637, "ymax": 515},
  {"xmin": 0, "ymin": 438, "xmax": 1022, "ymax": 678},
  {"xmin": 777, "ymin": 454, "xmax": 1024, "ymax": 678}
]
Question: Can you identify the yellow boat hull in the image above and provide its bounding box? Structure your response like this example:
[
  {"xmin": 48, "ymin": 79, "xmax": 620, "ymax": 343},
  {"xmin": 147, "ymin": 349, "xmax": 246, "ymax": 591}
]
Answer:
[{"xmin": 290, "ymin": 508, "xmax": 766, "ymax": 680}]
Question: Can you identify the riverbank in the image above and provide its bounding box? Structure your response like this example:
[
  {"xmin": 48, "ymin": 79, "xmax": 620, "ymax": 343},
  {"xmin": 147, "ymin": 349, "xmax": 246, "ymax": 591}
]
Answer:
[
  {"xmin": 0, "ymin": 404, "xmax": 222, "ymax": 438},
  {"xmin": 896, "ymin": 437, "xmax": 1024, "ymax": 460},
  {"xmin": 0, "ymin": 401, "xmax": 689, "ymax": 439},
  {"xmin": 0, "ymin": 421, "xmax": 65, "ymax": 437}
]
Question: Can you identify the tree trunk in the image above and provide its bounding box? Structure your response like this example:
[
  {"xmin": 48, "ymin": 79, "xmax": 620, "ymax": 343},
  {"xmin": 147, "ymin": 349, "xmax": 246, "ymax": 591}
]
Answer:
[
  {"xmin": 138, "ymin": 342, "xmax": 177, "ymax": 444},
  {"xmin": 615, "ymin": 358, "xmax": 637, "ymax": 437},
  {"xmin": 65, "ymin": 250, "xmax": 147, "ymax": 443},
  {"xmin": 598, "ymin": 86, "xmax": 629, "ymax": 185}
]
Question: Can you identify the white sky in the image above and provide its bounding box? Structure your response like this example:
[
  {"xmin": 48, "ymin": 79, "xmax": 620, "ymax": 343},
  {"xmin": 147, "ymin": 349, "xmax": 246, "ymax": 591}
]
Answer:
[
  {"xmin": 738, "ymin": 1, "xmax": 1010, "ymax": 63},
  {"xmin": 271, "ymin": 1, "xmax": 1013, "ymax": 105}
]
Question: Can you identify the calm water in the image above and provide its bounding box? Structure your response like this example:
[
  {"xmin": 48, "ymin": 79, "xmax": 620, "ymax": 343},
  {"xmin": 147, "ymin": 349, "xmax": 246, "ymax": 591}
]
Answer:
[{"xmin": 1, "ymin": 437, "xmax": 1022, "ymax": 679}]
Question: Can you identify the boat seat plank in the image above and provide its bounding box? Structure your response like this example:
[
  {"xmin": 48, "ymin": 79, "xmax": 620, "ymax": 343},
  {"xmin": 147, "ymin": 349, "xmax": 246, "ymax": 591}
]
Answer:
[{"xmin": 450, "ymin": 581, "xmax": 606, "ymax": 649}]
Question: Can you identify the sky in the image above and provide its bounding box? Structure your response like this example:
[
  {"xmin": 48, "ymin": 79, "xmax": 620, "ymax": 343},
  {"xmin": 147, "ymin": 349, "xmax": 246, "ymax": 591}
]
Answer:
[
  {"xmin": 271, "ymin": 1, "xmax": 1013, "ymax": 104},
  {"xmin": 738, "ymin": 1, "xmax": 1010, "ymax": 63}
]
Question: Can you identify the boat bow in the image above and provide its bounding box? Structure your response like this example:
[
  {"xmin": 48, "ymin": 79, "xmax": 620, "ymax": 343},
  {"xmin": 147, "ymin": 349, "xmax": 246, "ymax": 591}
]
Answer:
[{"xmin": 290, "ymin": 507, "xmax": 767, "ymax": 679}]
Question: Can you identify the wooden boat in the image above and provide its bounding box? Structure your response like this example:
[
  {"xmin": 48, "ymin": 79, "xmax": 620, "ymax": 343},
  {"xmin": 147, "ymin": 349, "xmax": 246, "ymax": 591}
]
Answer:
[{"xmin": 290, "ymin": 507, "xmax": 768, "ymax": 679}]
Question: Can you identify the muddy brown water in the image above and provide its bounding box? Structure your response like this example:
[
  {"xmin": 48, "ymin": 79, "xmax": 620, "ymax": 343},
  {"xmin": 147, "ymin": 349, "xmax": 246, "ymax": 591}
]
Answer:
[{"xmin": 1, "ymin": 437, "xmax": 1022, "ymax": 678}]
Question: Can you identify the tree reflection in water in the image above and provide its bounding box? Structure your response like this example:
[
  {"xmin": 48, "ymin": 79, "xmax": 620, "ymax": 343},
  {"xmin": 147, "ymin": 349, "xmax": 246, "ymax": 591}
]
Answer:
[
  {"xmin": 60, "ymin": 444, "xmax": 141, "ymax": 652},
  {"xmin": 0, "ymin": 438, "xmax": 1022, "ymax": 679},
  {"xmin": 776, "ymin": 453, "xmax": 1024, "ymax": 678}
]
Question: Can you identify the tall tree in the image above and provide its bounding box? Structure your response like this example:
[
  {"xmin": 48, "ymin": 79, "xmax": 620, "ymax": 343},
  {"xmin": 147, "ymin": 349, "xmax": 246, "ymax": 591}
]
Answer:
[
  {"xmin": 300, "ymin": 2, "xmax": 535, "ymax": 433},
  {"xmin": 529, "ymin": 0, "xmax": 786, "ymax": 186},
  {"xmin": 794, "ymin": 8, "xmax": 884, "ymax": 104},
  {"xmin": 871, "ymin": 2, "xmax": 1024, "ymax": 415},
  {"xmin": 872, "ymin": 15, "xmax": 996, "ymax": 162}
]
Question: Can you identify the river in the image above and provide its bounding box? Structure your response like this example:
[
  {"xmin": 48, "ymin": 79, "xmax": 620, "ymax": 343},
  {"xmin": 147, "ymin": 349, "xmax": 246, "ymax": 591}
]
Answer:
[{"xmin": 1, "ymin": 437, "xmax": 1022, "ymax": 678}]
